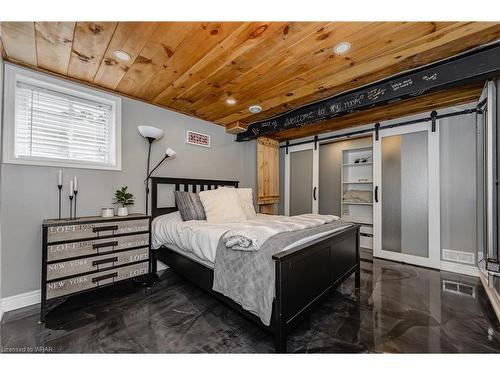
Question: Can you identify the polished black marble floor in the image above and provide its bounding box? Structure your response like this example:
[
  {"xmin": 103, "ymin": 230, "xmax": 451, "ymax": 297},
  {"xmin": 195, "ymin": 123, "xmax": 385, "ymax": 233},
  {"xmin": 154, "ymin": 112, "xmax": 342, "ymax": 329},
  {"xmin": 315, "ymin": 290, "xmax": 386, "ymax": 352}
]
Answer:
[{"xmin": 1, "ymin": 257, "xmax": 499, "ymax": 353}]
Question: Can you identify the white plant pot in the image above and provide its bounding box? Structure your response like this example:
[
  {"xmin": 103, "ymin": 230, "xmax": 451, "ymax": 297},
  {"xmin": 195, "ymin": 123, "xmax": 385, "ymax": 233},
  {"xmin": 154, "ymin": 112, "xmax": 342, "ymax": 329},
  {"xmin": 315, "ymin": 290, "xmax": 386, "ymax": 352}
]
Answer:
[{"xmin": 117, "ymin": 207, "xmax": 128, "ymax": 217}]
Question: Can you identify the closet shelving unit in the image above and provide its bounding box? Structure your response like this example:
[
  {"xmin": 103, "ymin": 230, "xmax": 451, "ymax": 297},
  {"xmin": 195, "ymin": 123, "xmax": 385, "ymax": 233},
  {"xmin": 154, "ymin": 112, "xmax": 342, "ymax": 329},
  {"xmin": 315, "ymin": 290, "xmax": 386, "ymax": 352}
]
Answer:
[{"xmin": 341, "ymin": 146, "xmax": 373, "ymax": 249}]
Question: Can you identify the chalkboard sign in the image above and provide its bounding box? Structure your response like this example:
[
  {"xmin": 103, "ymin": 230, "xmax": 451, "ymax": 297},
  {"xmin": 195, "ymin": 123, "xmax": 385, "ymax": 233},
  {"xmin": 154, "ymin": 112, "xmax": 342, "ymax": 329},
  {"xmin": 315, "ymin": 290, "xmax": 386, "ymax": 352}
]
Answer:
[{"xmin": 236, "ymin": 42, "xmax": 500, "ymax": 141}]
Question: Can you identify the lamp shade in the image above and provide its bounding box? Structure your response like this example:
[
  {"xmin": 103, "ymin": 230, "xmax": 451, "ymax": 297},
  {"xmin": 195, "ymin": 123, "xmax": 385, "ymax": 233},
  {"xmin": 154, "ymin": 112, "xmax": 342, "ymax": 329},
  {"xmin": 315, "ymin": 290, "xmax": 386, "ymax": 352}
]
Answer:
[
  {"xmin": 138, "ymin": 126, "xmax": 164, "ymax": 140},
  {"xmin": 166, "ymin": 147, "xmax": 176, "ymax": 158}
]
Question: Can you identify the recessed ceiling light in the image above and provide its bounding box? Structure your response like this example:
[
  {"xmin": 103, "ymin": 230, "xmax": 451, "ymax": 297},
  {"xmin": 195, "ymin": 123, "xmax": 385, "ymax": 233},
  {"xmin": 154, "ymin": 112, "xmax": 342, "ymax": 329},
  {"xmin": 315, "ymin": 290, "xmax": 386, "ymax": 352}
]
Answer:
[
  {"xmin": 249, "ymin": 105, "xmax": 262, "ymax": 114},
  {"xmin": 333, "ymin": 41, "xmax": 351, "ymax": 55},
  {"xmin": 226, "ymin": 98, "xmax": 237, "ymax": 105},
  {"xmin": 113, "ymin": 50, "xmax": 131, "ymax": 61}
]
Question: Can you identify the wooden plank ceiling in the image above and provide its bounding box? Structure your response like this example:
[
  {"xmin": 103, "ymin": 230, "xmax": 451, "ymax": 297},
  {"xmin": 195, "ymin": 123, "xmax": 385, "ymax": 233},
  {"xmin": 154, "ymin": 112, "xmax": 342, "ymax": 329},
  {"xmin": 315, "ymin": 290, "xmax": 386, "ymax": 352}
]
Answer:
[{"xmin": 1, "ymin": 22, "xmax": 499, "ymax": 140}]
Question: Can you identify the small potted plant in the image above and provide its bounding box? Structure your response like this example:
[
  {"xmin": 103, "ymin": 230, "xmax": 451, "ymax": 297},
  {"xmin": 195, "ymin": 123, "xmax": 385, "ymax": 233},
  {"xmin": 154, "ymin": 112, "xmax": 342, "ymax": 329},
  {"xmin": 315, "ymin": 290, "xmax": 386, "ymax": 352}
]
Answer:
[{"xmin": 114, "ymin": 186, "xmax": 135, "ymax": 217}]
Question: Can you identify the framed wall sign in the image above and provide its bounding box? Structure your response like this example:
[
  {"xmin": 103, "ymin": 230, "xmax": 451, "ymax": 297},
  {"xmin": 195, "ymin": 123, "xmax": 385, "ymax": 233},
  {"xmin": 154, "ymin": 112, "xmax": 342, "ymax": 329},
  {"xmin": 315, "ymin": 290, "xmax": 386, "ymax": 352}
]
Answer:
[{"xmin": 186, "ymin": 130, "xmax": 211, "ymax": 148}]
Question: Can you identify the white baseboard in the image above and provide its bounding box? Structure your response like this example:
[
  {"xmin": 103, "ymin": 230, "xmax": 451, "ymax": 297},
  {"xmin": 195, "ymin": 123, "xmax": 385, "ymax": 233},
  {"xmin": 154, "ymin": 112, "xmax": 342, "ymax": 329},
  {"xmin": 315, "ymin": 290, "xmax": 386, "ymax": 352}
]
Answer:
[
  {"xmin": 2, "ymin": 289, "xmax": 41, "ymax": 313},
  {"xmin": 441, "ymin": 261, "xmax": 479, "ymax": 277}
]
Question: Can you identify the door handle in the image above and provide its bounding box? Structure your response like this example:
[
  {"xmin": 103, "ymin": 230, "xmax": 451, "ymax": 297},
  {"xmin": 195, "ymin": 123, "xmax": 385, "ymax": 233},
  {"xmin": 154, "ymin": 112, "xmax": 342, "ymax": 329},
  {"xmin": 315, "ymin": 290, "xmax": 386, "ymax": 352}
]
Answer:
[
  {"xmin": 313, "ymin": 187, "xmax": 317, "ymax": 201},
  {"xmin": 375, "ymin": 186, "xmax": 379, "ymax": 203}
]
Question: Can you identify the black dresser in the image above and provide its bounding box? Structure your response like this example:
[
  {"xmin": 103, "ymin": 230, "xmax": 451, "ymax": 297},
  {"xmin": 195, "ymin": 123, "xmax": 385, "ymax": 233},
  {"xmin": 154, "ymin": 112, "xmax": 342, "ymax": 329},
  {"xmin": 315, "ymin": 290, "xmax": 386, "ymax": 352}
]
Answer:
[{"xmin": 41, "ymin": 214, "xmax": 151, "ymax": 322}]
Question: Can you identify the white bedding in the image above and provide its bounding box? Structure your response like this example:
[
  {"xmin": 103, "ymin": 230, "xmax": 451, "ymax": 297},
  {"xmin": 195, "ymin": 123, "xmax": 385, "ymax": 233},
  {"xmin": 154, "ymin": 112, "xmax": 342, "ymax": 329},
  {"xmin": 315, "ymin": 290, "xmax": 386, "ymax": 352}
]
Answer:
[{"xmin": 152, "ymin": 211, "xmax": 342, "ymax": 264}]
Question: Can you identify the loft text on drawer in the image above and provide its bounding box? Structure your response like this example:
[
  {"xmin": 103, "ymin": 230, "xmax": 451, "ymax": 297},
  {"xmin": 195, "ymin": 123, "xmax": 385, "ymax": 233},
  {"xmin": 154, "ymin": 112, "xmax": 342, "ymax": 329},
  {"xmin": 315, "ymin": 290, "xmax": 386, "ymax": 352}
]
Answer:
[{"xmin": 47, "ymin": 219, "xmax": 149, "ymax": 243}]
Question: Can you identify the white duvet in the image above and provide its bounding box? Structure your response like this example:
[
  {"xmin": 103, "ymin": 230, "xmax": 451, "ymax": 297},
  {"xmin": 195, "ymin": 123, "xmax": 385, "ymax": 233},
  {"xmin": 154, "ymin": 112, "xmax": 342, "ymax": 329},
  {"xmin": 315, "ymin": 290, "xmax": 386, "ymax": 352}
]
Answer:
[{"xmin": 152, "ymin": 212, "xmax": 340, "ymax": 263}]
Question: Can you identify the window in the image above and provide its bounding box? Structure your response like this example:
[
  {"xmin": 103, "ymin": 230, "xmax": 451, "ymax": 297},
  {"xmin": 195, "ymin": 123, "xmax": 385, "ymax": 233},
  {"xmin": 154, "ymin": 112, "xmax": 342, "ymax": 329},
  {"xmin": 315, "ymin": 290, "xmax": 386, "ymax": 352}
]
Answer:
[{"xmin": 3, "ymin": 64, "xmax": 121, "ymax": 170}]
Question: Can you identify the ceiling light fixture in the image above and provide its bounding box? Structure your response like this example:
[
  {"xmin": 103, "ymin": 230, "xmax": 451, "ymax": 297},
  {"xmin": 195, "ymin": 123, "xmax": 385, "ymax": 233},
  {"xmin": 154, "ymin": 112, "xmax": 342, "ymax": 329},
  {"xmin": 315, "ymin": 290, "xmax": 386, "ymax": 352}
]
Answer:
[
  {"xmin": 226, "ymin": 98, "xmax": 237, "ymax": 105},
  {"xmin": 113, "ymin": 50, "xmax": 131, "ymax": 61},
  {"xmin": 249, "ymin": 105, "xmax": 262, "ymax": 114},
  {"xmin": 333, "ymin": 41, "xmax": 351, "ymax": 55}
]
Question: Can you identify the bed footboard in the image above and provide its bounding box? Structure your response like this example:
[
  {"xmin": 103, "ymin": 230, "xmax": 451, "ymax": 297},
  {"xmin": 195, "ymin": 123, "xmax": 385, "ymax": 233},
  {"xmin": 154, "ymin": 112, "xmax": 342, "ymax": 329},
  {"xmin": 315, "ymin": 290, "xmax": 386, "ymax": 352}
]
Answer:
[{"xmin": 271, "ymin": 224, "xmax": 360, "ymax": 353}]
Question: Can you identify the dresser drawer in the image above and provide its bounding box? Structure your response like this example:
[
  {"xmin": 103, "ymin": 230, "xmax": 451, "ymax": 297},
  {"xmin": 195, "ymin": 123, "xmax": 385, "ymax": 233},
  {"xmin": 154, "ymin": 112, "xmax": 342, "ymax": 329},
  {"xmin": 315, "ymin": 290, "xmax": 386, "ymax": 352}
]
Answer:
[
  {"xmin": 47, "ymin": 233, "xmax": 149, "ymax": 261},
  {"xmin": 46, "ymin": 261, "xmax": 149, "ymax": 299},
  {"xmin": 47, "ymin": 247, "xmax": 149, "ymax": 281},
  {"xmin": 47, "ymin": 219, "xmax": 149, "ymax": 243}
]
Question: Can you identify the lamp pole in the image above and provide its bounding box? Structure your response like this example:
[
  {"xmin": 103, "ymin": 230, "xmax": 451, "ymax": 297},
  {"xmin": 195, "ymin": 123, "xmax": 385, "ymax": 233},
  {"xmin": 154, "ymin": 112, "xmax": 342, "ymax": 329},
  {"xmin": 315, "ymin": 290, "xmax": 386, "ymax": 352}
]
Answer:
[
  {"xmin": 134, "ymin": 136, "xmax": 158, "ymax": 288},
  {"xmin": 145, "ymin": 137, "xmax": 154, "ymax": 215},
  {"xmin": 135, "ymin": 140, "xmax": 173, "ymax": 288}
]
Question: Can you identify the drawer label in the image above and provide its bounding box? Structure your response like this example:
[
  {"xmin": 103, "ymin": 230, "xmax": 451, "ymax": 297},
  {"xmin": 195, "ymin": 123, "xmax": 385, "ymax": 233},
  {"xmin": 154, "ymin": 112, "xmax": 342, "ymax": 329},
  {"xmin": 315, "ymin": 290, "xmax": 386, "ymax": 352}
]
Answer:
[
  {"xmin": 47, "ymin": 233, "xmax": 149, "ymax": 261},
  {"xmin": 46, "ymin": 262, "xmax": 148, "ymax": 299},
  {"xmin": 47, "ymin": 219, "xmax": 149, "ymax": 243},
  {"xmin": 47, "ymin": 247, "xmax": 149, "ymax": 280},
  {"xmin": 49, "ymin": 224, "xmax": 94, "ymax": 234}
]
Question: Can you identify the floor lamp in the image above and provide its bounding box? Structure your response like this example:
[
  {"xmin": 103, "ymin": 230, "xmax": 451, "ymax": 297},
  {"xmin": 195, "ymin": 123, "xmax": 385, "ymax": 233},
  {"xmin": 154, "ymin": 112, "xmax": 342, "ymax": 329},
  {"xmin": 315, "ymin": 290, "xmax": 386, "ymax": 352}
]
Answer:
[{"xmin": 134, "ymin": 126, "xmax": 176, "ymax": 287}]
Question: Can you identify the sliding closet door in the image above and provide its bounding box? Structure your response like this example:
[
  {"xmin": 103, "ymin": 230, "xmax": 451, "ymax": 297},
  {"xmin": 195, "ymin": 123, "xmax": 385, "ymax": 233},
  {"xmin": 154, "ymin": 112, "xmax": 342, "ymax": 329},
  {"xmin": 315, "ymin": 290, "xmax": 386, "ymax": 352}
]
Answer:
[
  {"xmin": 477, "ymin": 85, "xmax": 487, "ymax": 262},
  {"xmin": 285, "ymin": 144, "xmax": 319, "ymax": 215},
  {"xmin": 478, "ymin": 81, "xmax": 498, "ymax": 262},
  {"xmin": 373, "ymin": 122, "xmax": 440, "ymax": 268}
]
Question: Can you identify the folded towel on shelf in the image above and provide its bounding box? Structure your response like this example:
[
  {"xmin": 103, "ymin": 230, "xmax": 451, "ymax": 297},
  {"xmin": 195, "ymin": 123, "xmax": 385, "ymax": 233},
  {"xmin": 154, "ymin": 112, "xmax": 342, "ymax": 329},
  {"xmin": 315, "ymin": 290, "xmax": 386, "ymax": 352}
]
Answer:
[{"xmin": 342, "ymin": 189, "xmax": 372, "ymax": 203}]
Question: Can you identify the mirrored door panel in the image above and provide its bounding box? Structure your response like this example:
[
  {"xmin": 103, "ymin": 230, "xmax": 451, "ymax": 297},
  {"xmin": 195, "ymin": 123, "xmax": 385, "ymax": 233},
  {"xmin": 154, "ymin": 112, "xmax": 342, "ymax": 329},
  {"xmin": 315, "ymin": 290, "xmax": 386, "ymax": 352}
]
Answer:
[
  {"xmin": 290, "ymin": 149, "xmax": 313, "ymax": 215},
  {"xmin": 381, "ymin": 131, "xmax": 429, "ymax": 257},
  {"xmin": 285, "ymin": 144, "xmax": 319, "ymax": 215}
]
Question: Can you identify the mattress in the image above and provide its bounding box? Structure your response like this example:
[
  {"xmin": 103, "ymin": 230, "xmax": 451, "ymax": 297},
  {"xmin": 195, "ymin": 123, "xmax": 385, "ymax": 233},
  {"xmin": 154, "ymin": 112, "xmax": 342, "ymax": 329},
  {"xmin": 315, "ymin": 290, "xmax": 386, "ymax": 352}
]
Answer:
[
  {"xmin": 162, "ymin": 242, "xmax": 215, "ymax": 269},
  {"xmin": 152, "ymin": 211, "xmax": 350, "ymax": 265}
]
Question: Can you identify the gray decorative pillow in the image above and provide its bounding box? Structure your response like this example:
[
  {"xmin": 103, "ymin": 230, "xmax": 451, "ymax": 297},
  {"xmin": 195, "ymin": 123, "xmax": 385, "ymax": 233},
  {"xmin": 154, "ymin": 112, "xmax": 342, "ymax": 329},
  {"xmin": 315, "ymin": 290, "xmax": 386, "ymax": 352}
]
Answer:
[{"xmin": 174, "ymin": 191, "xmax": 207, "ymax": 221}]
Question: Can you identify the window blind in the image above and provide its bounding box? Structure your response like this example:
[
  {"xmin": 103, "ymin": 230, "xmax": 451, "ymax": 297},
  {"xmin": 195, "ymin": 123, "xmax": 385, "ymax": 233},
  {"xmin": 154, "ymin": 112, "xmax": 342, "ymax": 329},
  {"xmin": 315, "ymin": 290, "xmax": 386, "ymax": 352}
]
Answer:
[{"xmin": 14, "ymin": 81, "xmax": 115, "ymax": 165}]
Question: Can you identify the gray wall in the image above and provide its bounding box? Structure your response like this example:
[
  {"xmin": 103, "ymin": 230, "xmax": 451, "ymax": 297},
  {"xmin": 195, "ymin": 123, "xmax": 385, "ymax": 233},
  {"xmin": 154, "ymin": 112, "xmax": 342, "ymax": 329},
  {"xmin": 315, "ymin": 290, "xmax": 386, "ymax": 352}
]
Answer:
[{"xmin": 0, "ymin": 69, "xmax": 256, "ymax": 298}]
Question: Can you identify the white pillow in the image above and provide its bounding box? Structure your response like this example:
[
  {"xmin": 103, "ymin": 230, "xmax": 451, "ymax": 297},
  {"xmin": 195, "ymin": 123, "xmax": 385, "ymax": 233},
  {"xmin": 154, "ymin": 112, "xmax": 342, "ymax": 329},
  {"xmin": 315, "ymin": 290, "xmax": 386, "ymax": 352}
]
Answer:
[
  {"xmin": 199, "ymin": 188, "xmax": 247, "ymax": 223},
  {"xmin": 228, "ymin": 187, "xmax": 256, "ymax": 219}
]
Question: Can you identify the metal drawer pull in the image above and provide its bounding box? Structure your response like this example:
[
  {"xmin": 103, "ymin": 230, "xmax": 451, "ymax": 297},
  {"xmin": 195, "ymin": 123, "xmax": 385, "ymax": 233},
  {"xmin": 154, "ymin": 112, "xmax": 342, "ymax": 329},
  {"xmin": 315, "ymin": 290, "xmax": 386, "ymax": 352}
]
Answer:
[
  {"xmin": 92, "ymin": 272, "xmax": 118, "ymax": 283},
  {"xmin": 93, "ymin": 241, "xmax": 118, "ymax": 249},
  {"xmin": 93, "ymin": 225, "xmax": 118, "ymax": 233},
  {"xmin": 92, "ymin": 257, "xmax": 118, "ymax": 266}
]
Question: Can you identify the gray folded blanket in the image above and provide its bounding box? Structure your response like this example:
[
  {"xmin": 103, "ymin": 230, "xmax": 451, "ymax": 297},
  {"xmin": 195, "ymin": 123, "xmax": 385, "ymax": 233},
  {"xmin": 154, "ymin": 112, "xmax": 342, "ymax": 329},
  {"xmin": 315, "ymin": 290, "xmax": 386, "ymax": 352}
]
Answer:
[{"xmin": 222, "ymin": 214, "xmax": 339, "ymax": 251}]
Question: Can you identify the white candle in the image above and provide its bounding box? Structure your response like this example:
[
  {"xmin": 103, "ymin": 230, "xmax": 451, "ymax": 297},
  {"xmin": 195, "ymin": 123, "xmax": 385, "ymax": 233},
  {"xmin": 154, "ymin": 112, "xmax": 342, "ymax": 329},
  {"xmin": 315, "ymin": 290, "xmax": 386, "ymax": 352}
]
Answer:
[
  {"xmin": 74, "ymin": 177, "xmax": 78, "ymax": 192},
  {"xmin": 58, "ymin": 170, "xmax": 62, "ymax": 186},
  {"xmin": 69, "ymin": 181, "xmax": 74, "ymax": 197}
]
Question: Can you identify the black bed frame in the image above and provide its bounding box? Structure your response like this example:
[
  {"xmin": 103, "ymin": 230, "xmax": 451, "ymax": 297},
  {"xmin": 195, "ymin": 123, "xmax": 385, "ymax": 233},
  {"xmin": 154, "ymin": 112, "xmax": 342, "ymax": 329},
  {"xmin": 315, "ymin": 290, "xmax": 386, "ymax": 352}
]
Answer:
[{"xmin": 151, "ymin": 177, "xmax": 360, "ymax": 353}]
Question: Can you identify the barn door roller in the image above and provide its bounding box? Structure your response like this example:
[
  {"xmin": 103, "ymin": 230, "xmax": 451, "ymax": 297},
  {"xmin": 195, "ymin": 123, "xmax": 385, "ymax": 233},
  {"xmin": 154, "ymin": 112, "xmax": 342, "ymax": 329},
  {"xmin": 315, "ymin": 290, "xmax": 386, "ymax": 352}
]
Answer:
[{"xmin": 431, "ymin": 111, "xmax": 437, "ymax": 132}]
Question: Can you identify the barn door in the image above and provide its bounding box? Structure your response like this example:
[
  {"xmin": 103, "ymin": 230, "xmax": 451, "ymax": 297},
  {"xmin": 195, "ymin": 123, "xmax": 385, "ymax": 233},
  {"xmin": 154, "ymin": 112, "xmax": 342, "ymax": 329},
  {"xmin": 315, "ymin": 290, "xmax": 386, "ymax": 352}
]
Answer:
[{"xmin": 373, "ymin": 122, "xmax": 440, "ymax": 269}]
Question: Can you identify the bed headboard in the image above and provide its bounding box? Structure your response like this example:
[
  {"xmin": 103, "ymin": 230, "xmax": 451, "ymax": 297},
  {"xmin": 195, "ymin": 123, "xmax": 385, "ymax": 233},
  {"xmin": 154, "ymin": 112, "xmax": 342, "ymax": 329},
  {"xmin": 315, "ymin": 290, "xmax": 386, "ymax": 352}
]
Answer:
[{"xmin": 151, "ymin": 177, "xmax": 239, "ymax": 218}]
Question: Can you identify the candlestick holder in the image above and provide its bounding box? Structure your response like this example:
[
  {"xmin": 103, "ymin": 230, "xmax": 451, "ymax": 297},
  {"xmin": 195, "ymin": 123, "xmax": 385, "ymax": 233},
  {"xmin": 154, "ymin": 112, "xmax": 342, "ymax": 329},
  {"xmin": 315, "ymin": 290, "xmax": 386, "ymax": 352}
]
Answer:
[
  {"xmin": 73, "ymin": 190, "xmax": 78, "ymax": 219},
  {"xmin": 69, "ymin": 195, "xmax": 74, "ymax": 220},
  {"xmin": 58, "ymin": 185, "xmax": 62, "ymax": 220}
]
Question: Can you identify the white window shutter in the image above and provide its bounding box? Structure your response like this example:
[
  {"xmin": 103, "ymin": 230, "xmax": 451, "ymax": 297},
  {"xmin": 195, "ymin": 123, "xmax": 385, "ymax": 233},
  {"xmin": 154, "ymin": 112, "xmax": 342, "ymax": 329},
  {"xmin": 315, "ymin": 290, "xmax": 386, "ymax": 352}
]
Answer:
[{"xmin": 14, "ymin": 81, "xmax": 115, "ymax": 167}]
